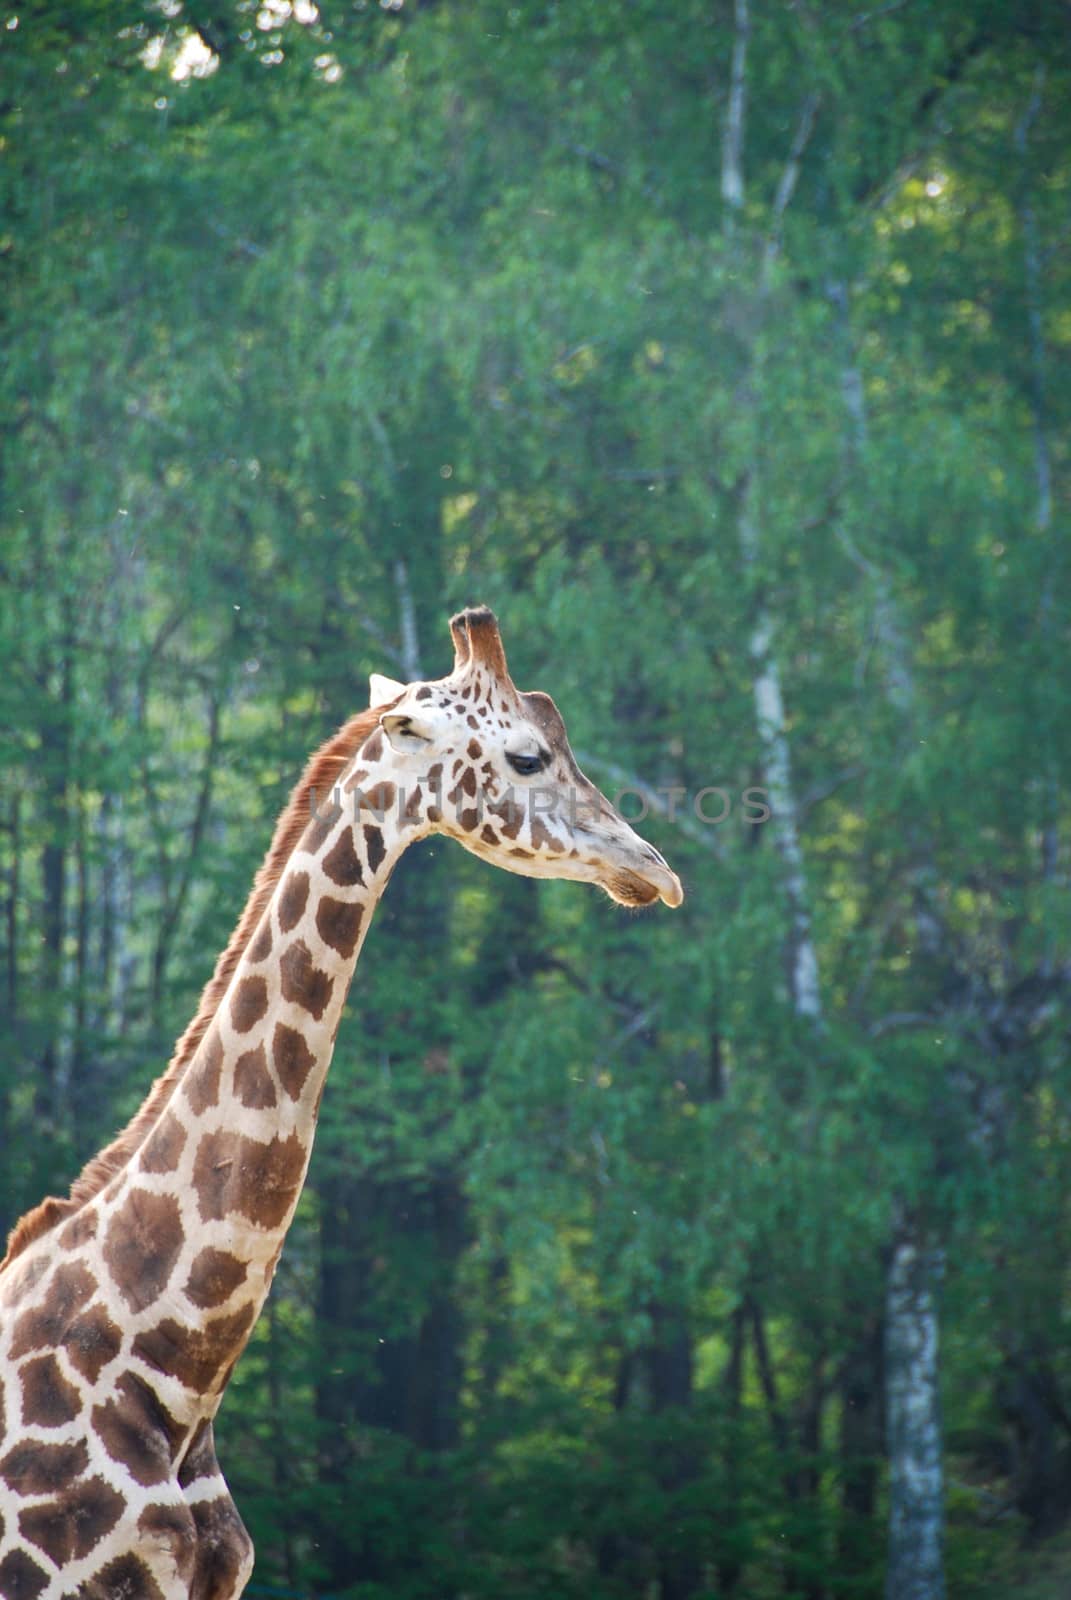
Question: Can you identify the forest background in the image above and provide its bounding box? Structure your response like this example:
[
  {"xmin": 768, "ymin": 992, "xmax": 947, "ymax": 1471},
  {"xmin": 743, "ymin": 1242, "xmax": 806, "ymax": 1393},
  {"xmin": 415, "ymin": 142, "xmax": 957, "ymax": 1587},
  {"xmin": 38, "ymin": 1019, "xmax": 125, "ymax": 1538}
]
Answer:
[{"xmin": 2, "ymin": 2, "xmax": 1070, "ymax": 1596}]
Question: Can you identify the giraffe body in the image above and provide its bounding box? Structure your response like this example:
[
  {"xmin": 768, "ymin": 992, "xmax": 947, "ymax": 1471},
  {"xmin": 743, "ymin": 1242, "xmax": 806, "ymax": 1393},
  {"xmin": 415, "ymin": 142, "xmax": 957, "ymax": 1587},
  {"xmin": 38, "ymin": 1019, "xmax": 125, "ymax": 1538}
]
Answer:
[{"xmin": 0, "ymin": 608, "xmax": 681, "ymax": 1597}]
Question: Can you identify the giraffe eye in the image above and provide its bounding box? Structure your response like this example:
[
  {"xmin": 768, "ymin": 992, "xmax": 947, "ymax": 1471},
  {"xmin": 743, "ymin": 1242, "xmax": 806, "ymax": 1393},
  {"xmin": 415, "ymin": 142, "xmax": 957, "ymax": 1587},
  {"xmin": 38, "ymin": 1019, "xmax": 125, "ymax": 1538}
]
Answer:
[{"xmin": 506, "ymin": 751, "xmax": 545, "ymax": 777}]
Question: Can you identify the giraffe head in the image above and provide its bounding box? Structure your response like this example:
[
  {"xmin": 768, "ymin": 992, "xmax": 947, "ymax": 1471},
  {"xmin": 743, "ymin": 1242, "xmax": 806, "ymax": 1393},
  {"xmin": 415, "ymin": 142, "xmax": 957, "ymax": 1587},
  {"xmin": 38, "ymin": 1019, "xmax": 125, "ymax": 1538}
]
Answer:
[{"xmin": 366, "ymin": 607, "xmax": 683, "ymax": 908}]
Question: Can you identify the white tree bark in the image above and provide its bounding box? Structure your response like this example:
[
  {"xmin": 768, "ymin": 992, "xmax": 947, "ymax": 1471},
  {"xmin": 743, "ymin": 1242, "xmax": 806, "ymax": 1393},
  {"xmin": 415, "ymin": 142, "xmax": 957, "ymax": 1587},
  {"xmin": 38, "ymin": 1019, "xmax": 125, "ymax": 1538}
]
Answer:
[
  {"xmin": 723, "ymin": 3, "xmax": 824, "ymax": 1024},
  {"xmin": 885, "ymin": 1235, "xmax": 946, "ymax": 1600},
  {"xmin": 830, "ymin": 282, "xmax": 948, "ymax": 1600}
]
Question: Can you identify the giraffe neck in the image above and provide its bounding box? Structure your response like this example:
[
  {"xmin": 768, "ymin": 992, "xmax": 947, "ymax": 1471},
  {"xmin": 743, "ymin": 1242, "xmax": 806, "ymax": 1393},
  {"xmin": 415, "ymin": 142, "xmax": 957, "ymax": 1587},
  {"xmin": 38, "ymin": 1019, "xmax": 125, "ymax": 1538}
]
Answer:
[{"xmin": 81, "ymin": 745, "xmax": 421, "ymax": 1425}]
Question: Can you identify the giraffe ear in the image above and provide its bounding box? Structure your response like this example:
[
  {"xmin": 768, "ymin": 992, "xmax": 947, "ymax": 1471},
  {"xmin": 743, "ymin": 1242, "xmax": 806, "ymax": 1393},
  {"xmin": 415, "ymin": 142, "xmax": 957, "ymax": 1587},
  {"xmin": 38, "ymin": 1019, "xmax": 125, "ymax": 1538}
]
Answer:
[
  {"xmin": 379, "ymin": 710, "xmax": 442, "ymax": 752},
  {"xmin": 369, "ymin": 673, "xmax": 406, "ymax": 709}
]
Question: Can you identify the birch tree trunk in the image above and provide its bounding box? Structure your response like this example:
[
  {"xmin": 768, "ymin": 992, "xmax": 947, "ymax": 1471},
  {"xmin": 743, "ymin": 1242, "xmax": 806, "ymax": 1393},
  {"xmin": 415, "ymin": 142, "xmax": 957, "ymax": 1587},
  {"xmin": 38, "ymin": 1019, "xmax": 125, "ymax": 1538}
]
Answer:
[
  {"xmin": 830, "ymin": 281, "xmax": 947, "ymax": 1600},
  {"xmin": 885, "ymin": 1234, "xmax": 945, "ymax": 1600}
]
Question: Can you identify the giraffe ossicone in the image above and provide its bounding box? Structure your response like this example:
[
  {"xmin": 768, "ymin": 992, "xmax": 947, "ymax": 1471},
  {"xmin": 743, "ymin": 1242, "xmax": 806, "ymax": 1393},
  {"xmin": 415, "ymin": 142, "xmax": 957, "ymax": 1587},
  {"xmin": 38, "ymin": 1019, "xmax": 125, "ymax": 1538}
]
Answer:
[{"xmin": 0, "ymin": 606, "xmax": 681, "ymax": 1598}]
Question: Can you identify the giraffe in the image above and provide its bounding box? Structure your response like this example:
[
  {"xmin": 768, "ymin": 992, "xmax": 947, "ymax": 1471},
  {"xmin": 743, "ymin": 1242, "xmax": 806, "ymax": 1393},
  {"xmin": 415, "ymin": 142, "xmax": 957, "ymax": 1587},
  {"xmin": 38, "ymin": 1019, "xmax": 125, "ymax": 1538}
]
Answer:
[{"xmin": 0, "ymin": 605, "xmax": 682, "ymax": 1599}]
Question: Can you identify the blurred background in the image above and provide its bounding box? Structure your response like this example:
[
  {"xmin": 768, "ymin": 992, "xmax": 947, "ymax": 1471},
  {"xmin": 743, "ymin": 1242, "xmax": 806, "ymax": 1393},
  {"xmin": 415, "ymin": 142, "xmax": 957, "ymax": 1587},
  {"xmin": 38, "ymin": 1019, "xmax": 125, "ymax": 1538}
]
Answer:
[{"xmin": 2, "ymin": 2, "xmax": 1069, "ymax": 1595}]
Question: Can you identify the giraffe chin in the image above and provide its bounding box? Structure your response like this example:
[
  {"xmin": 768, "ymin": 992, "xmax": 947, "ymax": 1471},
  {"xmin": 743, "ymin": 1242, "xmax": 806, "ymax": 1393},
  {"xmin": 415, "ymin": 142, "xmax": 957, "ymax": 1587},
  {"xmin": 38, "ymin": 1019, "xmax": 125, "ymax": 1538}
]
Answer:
[{"xmin": 603, "ymin": 869, "xmax": 684, "ymax": 910}]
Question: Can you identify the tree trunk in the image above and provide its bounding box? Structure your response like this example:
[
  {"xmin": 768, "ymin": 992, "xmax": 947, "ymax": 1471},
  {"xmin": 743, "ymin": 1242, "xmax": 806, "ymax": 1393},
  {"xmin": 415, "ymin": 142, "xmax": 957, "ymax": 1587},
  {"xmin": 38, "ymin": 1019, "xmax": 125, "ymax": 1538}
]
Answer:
[{"xmin": 885, "ymin": 1232, "xmax": 944, "ymax": 1600}]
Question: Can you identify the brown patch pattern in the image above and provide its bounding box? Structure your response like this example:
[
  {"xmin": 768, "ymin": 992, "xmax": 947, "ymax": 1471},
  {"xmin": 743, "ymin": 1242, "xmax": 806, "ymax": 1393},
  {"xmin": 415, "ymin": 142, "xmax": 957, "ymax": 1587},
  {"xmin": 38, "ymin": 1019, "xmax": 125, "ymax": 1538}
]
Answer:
[
  {"xmin": 278, "ymin": 870, "xmax": 310, "ymax": 933},
  {"xmin": 19, "ymin": 1474, "xmax": 124, "ymax": 1565},
  {"xmin": 0, "ymin": 1550, "xmax": 48, "ymax": 1600},
  {"xmin": 248, "ymin": 919, "xmax": 273, "ymax": 963},
  {"xmin": 9, "ymin": 1261, "xmax": 94, "ymax": 1358},
  {"xmin": 64, "ymin": 1302, "xmax": 123, "ymax": 1383},
  {"xmin": 192, "ymin": 1127, "xmax": 307, "ymax": 1229},
  {"xmin": 190, "ymin": 1494, "xmax": 255, "ymax": 1598},
  {"xmin": 531, "ymin": 816, "xmax": 564, "ymax": 851},
  {"xmin": 103, "ymin": 1188, "xmax": 184, "ymax": 1313},
  {"xmin": 58, "ymin": 1209, "xmax": 98, "ymax": 1251},
  {"xmin": 133, "ymin": 1304, "xmax": 256, "ymax": 1395},
  {"xmin": 0, "ymin": 1439, "xmax": 88, "ymax": 1497},
  {"xmin": 78, "ymin": 1552, "xmax": 166, "ymax": 1600},
  {"xmin": 273, "ymin": 1022, "xmax": 316, "ymax": 1101},
  {"xmin": 230, "ymin": 974, "xmax": 269, "ymax": 1034},
  {"xmin": 363, "ymin": 825, "xmax": 386, "ymax": 875},
  {"xmin": 234, "ymin": 1042, "xmax": 277, "ymax": 1109},
  {"xmin": 316, "ymin": 896, "xmax": 364, "ymax": 959},
  {"xmin": 358, "ymin": 781, "xmax": 396, "ymax": 816},
  {"xmin": 184, "ymin": 1247, "xmax": 248, "ymax": 1310},
  {"xmin": 91, "ymin": 1374, "xmax": 183, "ymax": 1487},
  {"xmin": 280, "ymin": 938, "xmax": 334, "ymax": 1020},
  {"xmin": 141, "ymin": 1110, "xmax": 187, "ymax": 1174},
  {"xmin": 177, "ymin": 1418, "xmax": 216, "ymax": 1487},
  {"xmin": 19, "ymin": 1354, "xmax": 81, "ymax": 1428},
  {"xmin": 138, "ymin": 1502, "xmax": 198, "ymax": 1585},
  {"xmin": 185, "ymin": 1030, "xmax": 224, "ymax": 1115},
  {"xmin": 323, "ymin": 828, "xmax": 364, "ymax": 886},
  {"xmin": 303, "ymin": 806, "xmax": 339, "ymax": 854}
]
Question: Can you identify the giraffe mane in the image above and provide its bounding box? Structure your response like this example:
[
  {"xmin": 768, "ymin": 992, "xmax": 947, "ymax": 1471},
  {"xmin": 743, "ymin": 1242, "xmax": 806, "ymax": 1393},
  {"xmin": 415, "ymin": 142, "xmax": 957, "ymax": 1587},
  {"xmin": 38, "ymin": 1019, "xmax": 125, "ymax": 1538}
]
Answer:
[{"xmin": 1, "ymin": 703, "xmax": 388, "ymax": 1271}]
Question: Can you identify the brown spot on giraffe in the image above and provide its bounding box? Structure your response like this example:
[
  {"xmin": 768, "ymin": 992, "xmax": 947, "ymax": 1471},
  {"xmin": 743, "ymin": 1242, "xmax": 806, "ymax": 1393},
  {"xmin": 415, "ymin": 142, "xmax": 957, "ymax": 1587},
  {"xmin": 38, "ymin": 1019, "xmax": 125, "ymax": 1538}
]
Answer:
[
  {"xmin": 279, "ymin": 938, "xmax": 334, "ymax": 1020},
  {"xmin": 273, "ymin": 1021, "xmax": 316, "ymax": 1101},
  {"xmin": 184, "ymin": 1247, "xmax": 249, "ymax": 1310},
  {"xmin": 185, "ymin": 1030, "xmax": 224, "ymax": 1114},
  {"xmin": 20, "ymin": 1353, "xmax": 81, "ymax": 1428},
  {"xmin": 141, "ymin": 1110, "xmax": 187, "ymax": 1174},
  {"xmin": 363, "ymin": 824, "xmax": 386, "ymax": 875},
  {"xmin": 303, "ymin": 805, "xmax": 339, "ymax": 854},
  {"xmin": 400, "ymin": 786, "xmax": 423, "ymax": 828},
  {"xmin": 358, "ymin": 781, "xmax": 396, "ymax": 817},
  {"xmin": 191, "ymin": 1127, "xmax": 307, "ymax": 1229},
  {"xmin": 323, "ymin": 827, "xmax": 364, "ymax": 886},
  {"xmin": 0, "ymin": 1549, "xmax": 49, "ymax": 1600},
  {"xmin": 137, "ymin": 1502, "xmax": 198, "ymax": 1586},
  {"xmin": 78, "ymin": 1551, "xmax": 167, "ymax": 1600},
  {"xmin": 133, "ymin": 1303, "xmax": 256, "ymax": 1396},
  {"xmin": 415, "ymin": 686, "xmax": 432, "ymax": 700},
  {"xmin": 458, "ymin": 808, "xmax": 480, "ymax": 832},
  {"xmin": 0, "ymin": 1439, "xmax": 89, "ymax": 1497},
  {"xmin": 487, "ymin": 798, "xmax": 523, "ymax": 840},
  {"xmin": 467, "ymin": 739, "xmax": 482, "ymax": 758},
  {"xmin": 480, "ymin": 824, "xmax": 498, "ymax": 846},
  {"xmin": 91, "ymin": 1373, "xmax": 184, "ymax": 1487},
  {"xmin": 248, "ymin": 917, "xmax": 273, "ymax": 963},
  {"xmin": 531, "ymin": 816, "xmax": 564, "ymax": 851},
  {"xmin": 234, "ymin": 1042, "xmax": 277, "ymax": 1109},
  {"xmin": 360, "ymin": 729, "xmax": 384, "ymax": 763},
  {"xmin": 316, "ymin": 895, "xmax": 364, "ymax": 960},
  {"xmin": 103, "ymin": 1188, "xmax": 184, "ymax": 1313},
  {"xmin": 58, "ymin": 1208, "xmax": 98, "ymax": 1251},
  {"xmin": 177, "ymin": 1418, "xmax": 216, "ymax": 1486},
  {"xmin": 510, "ymin": 847, "xmax": 535, "ymax": 859},
  {"xmin": 278, "ymin": 870, "xmax": 310, "ymax": 933},
  {"xmin": 18, "ymin": 1473, "xmax": 125, "ymax": 1565},
  {"xmin": 342, "ymin": 766, "xmax": 369, "ymax": 793},
  {"xmin": 190, "ymin": 1494, "xmax": 254, "ymax": 1598},
  {"xmin": 230, "ymin": 974, "xmax": 269, "ymax": 1034},
  {"xmin": 9, "ymin": 1261, "xmax": 94, "ymax": 1358},
  {"xmin": 64, "ymin": 1302, "xmax": 123, "ymax": 1383}
]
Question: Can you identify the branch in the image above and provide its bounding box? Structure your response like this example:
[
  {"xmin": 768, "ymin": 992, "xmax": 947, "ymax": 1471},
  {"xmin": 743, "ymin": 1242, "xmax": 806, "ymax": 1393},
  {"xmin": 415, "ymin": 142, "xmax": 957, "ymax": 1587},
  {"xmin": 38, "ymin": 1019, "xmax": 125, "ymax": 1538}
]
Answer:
[
  {"xmin": 721, "ymin": 0, "xmax": 750, "ymax": 212},
  {"xmin": 762, "ymin": 91, "xmax": 822, "ymax": 281}
]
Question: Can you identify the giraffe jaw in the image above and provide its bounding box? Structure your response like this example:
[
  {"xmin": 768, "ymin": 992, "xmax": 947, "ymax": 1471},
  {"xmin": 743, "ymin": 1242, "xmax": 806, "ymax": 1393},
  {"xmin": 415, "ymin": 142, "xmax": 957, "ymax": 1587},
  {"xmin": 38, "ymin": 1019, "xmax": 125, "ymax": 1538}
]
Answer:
[{"xmin": 601, "ymin": 861, "xmax": 684, "ymax": 909}]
